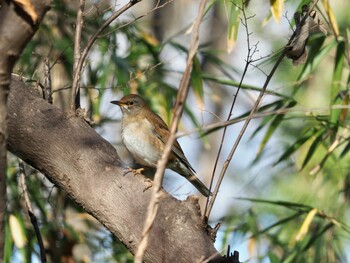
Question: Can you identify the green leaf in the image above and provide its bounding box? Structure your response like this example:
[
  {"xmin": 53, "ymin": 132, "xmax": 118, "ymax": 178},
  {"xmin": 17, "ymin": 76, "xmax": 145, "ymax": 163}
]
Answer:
[
  {"xmin": 340, "ymin": 139, "xmax": 350, "ymax": 159},
  {"xmin": 274, "ymin": 127, "xmax": 316, "ymax": 165},
  {"xmin": 4, "ymin": 221, "xmax": 13, "ymax": 263},
  {"xmin": 227, "ymin": 1, "xmax": 240, "ymax": 53},
  {"xmin": 268, "ymin": 251, "xmax": 281, "ymax": 263},
  {"xmin": 237, "ymin": 197, "xmax": 312, "ymax": 211},
  {"xmin": 191, "ymin": 54, "xmax": 204, "ymax": 107},
  {"xmin": 259, "ymin": 212, "xmax": 303, "ymax": 234},
  {"xmin": 330, "ymin": 40, "xmax": 346, "ymax": 125},
  {"xmin": 202, "ymin": 74, "xmax": 289, "ymax": 98},
  {"xmin": 298, "ymin": 37, "xmax": 336, "ymax": 81},
  {"xmin": 300, "ymin": 127, "xmax": 326, "ymax": 170},
  {"xmin": 256, "ymin": 100, "xmax": 297, "ymax": 158}
]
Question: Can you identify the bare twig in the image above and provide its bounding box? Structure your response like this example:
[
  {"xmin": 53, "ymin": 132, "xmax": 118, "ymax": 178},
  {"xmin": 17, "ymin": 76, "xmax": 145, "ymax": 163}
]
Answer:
[
  {"xmin": 203, "ymin": 0, "xmax": 255, "ymax": 220},
  {"xmin": 70, "ymin": 0, "xmax": 142, "ymax": 112},
  {"xmin": 134, "ymin": 1, "xmax": 208, "ymax": 262},
  {"xmin": 19, "ymin": 160, "xmax": 46, "ymax": 263},
  {"xmin": 176, "ymin": 106, "xmax": 330, "ymax": 138},
  {"xmin": 100, "ymin": 0, "xmax": 174, "ymax": 38},
  {"xmin": 70, "ymin": 0, "xmax": 85, "ymax": 111},
  {"xmin": 205, "ymin": 0, "xmax": 320, "ymax": 219}
]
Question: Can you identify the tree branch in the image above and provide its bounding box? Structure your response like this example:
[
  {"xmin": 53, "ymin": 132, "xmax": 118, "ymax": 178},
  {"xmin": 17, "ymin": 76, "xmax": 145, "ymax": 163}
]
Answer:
[
  {"xmin": 8, "ymin": 76, "xmax": 220, "ymax": 263},
  {"xmin": 70, "ymin": 0, "xmax": 85, "ymax": 111},
  {"xmin": 0, "ymin": 0, "xmax": 50, "ymax": 258}
]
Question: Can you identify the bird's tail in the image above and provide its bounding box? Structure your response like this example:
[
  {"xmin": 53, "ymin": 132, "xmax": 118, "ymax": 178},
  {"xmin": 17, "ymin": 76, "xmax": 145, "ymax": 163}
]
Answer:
[{"xmin": 186, "ymin": 173, "xmax": 212, "ymax": 197}]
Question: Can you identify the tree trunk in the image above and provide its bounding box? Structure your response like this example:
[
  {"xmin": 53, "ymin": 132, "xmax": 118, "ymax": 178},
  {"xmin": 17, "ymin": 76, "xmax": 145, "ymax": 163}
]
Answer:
[
  {"xmin": 7, "ymin": 76, "xmax": 221, "ymax": 262},
  {"xmin": 0, "ymin": 1, "xmax": 51, "ymax": 259}
]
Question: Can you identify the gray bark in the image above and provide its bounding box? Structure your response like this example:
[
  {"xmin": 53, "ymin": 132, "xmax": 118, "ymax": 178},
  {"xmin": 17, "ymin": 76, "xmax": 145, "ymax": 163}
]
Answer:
[{"xmin": 0, "ymin": 1, "xmax": 51, "ymax": 259}]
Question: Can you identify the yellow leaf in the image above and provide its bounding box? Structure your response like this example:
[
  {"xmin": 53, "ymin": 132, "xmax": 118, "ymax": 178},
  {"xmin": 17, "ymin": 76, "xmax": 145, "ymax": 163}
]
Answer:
[
  {"xmin": 9, "ymin": 214, "xmax": 27, "ymax": 249},
  {"xmin": 295, "ymin": 208, "xmax": 318, "ymax": 242},
  {"xmin": 227, "ymin": 27, "xmax": 237, "ymax": 53},
  {"xmin": 12, "ymin": 0, "xmax": 38, "ymax": 24},
  {"xmin": 322, "ymin": 0, "xmax": 339, "ymax": 37},
  {"xmin": 248, "ymin": 237, "xmax": 256, "ymax": 258},
  {"xmin": 141, "ymin": 32, "xmax": 159, "ymax": 47},
  {"xmin": 270, "ymin": 0, "xmax": 284, "ymax": 23},
  {"xmin": 227, "ymin": 3, "xmax": 240, "ymax": 53}
]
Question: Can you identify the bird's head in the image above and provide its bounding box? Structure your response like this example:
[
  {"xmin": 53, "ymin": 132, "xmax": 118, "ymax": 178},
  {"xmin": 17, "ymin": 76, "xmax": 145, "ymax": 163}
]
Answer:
[{"xmin": 110, "ymin": 94, "xmax": 147, "ymax": 115}]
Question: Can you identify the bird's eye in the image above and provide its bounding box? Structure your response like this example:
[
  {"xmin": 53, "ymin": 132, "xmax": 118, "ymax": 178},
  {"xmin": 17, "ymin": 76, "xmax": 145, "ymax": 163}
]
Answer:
[{"xmin": 129, "ymin": 101, "xmax": 134, "ymax": 106}]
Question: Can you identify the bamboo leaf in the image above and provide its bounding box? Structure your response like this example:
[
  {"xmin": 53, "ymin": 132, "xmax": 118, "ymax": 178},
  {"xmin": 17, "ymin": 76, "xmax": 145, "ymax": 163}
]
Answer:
[
  {"xmin": 191, "ymin": 54, "xmax": 204, "ymax": 109},
  {"xmin": 202, "ymin": 74, "xmax": 289, "ymax": 98},
  {"xmin": 298, "ymin": 37, "xmax": 336, "ymax": 81},
  {"xmin": 268, "ymin": 252, "xmax": 281, "ymax": 263},
  {"xmin": 275, "ymin": 127, "xmax": 316, "ymax": 165},
  {"xmin": 295, "ymin": 208, "xmax": 318, "ymax": 242},
  {"xmin": 227, "ymin": 2, "xmax": 240, "ymax": 53},
  {"xmin": 9, "ymin": 214, "xmax": 27, "ymax": 249},
  {"xmin": 330, "ymin": 40, "xmax": 346, "ymax": 125},
  {"xmin": 340, "ymin": 139, "xmax": 350, "ymax": 159},
  {"xmin": 4, "ymin": 221, "xmax": 13, "ymax": 263},
  {"xmin": 300, "ymin": 127, "xmax": 326, "ymax": 170},
  {"xmin": 322, "ymin": 0, "xmax": 339, "ymax": 37},
  {"xmin": 256, "ymin": 100, "xmax": 297, "ymax": 158},
  {"xmin": 259, "ymin": 212, "xmax": 303, "ymax": 234},
  {"xmin": 237, "ymin": 197, "xmax": 312, "ymax": 211},
  {"xmin": 270, "ymin": 0, "xmax": 284, "ymax": 23}
]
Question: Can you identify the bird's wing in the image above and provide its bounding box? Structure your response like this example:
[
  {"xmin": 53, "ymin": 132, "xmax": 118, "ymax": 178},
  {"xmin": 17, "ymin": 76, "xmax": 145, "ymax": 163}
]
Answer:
[{"xmin": 149, "ymin": 112, "xmax": 196, "ymax": 173}]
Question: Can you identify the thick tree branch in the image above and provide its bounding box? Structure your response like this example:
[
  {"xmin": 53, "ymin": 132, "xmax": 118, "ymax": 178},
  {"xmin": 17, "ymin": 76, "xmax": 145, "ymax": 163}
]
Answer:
[
  {"xmin": 0, "ymin": 0, "xmax": 50, "ymax": 258},
  {"xmin": 7, "ymin": 76, "xmax": 221, "ymax": 263}
]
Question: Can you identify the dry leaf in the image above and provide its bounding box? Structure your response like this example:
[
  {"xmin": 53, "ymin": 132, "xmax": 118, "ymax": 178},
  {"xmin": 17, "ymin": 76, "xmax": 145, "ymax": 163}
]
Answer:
[
  {"xmin": 12, "ymin": 0, "xmax": 38, "ymax": 24},
  {"xmin": 285, "ymin": 5, "xmax": 327, "ymax": 65}
]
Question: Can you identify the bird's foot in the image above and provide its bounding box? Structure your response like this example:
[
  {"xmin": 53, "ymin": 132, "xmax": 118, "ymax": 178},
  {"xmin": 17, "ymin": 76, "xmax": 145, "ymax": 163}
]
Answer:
[
  {"xmin": 123, "ymin": 167, "xmax": 144, "ymax": 176},
  {"xmin": 143, "ymin": 178, "xmax": 153, "ymax": 192}
]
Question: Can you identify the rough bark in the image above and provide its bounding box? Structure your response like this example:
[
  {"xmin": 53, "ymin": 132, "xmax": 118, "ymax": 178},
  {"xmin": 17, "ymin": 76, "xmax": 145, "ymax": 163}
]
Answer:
[
  {"xmin": 7, "ymin": 76, "xmax": 221, "ymax": 262},
  {"xmin": 0, "ymin": 1, "xmax": 51, "ymax": 259}
]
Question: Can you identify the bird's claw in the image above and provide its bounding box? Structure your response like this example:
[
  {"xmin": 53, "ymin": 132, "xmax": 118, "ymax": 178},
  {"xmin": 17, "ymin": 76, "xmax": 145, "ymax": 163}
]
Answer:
[{"xmin": 123, "ymin": 167, "xmax": 144, "ymax": 176}]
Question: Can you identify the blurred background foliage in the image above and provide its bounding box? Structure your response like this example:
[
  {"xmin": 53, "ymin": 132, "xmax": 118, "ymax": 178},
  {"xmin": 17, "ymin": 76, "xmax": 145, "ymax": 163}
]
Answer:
[{"xmin": 6, "ymin": 0, "xmax": 350, "ymax": 262}]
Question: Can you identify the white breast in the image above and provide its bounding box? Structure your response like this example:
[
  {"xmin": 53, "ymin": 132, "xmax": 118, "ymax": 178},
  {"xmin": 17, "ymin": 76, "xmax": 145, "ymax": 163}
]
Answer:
[{"xmin": 121, "ymin": 119, "xmax": 161, "ymax": 167}]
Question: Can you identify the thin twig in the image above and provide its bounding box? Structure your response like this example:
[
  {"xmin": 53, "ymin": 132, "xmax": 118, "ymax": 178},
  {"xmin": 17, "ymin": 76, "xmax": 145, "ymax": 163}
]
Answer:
[
  {"xmin": 99, "ymin": 0, "xmax": 174, "ymax": 38},
  {"xmin": 176, "ymin": 106, "xmax": 330, "ymax": 138},
  {"xmin": 205, "ymin": 0, "xmax": 320, "ymax": 219},
  {"xmin": 19, "ymin": 160, "xmax": 46, "ymax": 263},
  {"xmin": 70, "ymin": 0, "xmax": 85, "ymax": 111},
  {"xmin": 70, "ymin": 0, "xmax": 142, "ymax": 112},
  {"xmin": 134, "ymin": 1, "xmax": 208, "ymax": 262},
  {"xmin": 203, "ymin": 0, "xmax": 255, "ymax": 221}
]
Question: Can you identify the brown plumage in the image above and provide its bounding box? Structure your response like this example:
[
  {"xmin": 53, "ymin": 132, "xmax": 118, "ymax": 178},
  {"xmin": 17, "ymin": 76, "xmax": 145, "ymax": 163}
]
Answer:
[{"xmin": 111, "ymin": 94, "xmax": 211, "ymax": 197}]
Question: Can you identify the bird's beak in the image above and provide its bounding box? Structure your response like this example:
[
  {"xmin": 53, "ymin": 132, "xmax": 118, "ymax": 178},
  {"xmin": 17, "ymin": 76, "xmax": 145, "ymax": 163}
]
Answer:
[{"xmin": 110, "ymin": 100, "xmax": 125, "ymax": 106}]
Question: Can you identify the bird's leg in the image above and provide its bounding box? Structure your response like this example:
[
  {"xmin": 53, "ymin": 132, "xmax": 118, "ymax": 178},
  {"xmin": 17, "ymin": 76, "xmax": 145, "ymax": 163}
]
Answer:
[{"xmin": 123, "ymin": 167, "xmax": 144, "ymax": 176}]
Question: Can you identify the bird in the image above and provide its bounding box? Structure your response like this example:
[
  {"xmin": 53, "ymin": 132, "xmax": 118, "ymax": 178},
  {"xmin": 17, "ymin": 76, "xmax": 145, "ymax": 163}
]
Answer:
[{"xmin": 110, "ymin": 94, "xmax": 211, "ymax": 197}]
